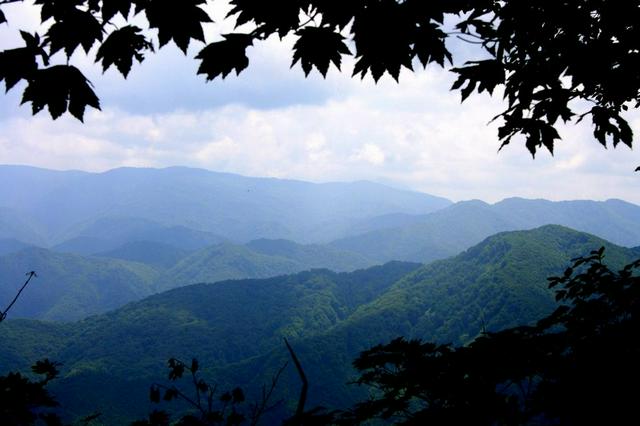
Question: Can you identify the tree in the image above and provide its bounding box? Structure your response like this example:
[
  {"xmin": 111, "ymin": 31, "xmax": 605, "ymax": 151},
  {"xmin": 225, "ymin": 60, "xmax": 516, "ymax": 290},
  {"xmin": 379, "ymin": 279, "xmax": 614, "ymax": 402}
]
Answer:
[
  {"xmin": 342, "ymin": 248, "xmax": 640, "ymax": 425},
  {"xmin": 1, "ymin": 0, "xmax": 639, "ymax": 158}
]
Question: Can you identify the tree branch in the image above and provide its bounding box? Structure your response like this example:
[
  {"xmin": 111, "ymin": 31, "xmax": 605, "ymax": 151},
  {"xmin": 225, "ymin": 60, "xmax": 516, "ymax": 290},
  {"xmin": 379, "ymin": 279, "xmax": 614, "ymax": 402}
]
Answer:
[{"xmin": 0, "ymin": 271, "xmax": 37, "ymax": 323}]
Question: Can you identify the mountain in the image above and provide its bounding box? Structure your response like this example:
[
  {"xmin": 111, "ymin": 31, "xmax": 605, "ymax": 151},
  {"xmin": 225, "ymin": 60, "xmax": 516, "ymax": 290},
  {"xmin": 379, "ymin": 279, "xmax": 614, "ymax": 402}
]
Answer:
[
  {"xmin": 0, "ymin": 238, "xmax": 33, "ymax": 256},
  {"xmin": 0, "ymin": 247, "xmax": 159, "ymax": 321},
  {"xmin": 157, "ymin": 240, "xmax": 375, "ymax": 291},
  {"xmin": 1, "ymin": 226, "xmax": 636, "ymax": 423},
  {"xmin": 52, "ymin": 217, "xmax": 227, "ymax": 255},
  {"xmin": 0, "ymin": 261, "xmax": 421, "ymax": 423},
  {"xmin": 95, "ymin": 241, "xmax": 191, "ymax": 269},
  {"xmin": 0, "ymin": 239, "xmax": 375, "ymax": 321},
  {"xmin": 0, "ymin": 165, "xmax": 451, "ymax": 245},
  {"xmin": 331, "ymin": 198, "xmax": 640, "ymax": 263},
  {"xmin": 244, "ymin": 238, "xmax": 373, "ymax": 272}
]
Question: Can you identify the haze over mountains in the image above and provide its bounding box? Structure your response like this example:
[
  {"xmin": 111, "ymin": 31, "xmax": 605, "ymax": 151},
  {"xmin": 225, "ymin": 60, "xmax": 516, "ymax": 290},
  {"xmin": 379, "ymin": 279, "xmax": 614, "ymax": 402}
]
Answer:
[
  {"xmin": 0, "ymin": 165, "xmax": 451, "ymax": 246},
  {"xmin": 2, "ymin": 165, "xmax": 640, "ymax": 323}
]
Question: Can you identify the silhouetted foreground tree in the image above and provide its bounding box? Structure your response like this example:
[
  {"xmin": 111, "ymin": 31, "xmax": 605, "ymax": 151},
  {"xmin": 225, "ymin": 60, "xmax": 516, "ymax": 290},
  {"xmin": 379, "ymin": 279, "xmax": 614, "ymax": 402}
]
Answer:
[
  {"xmin": 1, "ymin": 1, "xmax": 639, "ymax": 156},
  {"xmin": 133, "ymin": 357, "xmax": 288, "ymax": 426},
  {"xmin": 343, "ymin": 248, "xmax": 640, "ymax": 425},
  {"xmin": 1, "ymin": 359, "xmax": 65, "ymax": 425}
]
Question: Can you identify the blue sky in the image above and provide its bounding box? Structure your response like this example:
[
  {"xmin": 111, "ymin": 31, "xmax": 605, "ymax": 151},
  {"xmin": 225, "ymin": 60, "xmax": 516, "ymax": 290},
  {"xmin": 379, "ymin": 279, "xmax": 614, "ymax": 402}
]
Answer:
[{"xmin": 1, "ymin": 1, "xmax": 639, "ymax": 204}]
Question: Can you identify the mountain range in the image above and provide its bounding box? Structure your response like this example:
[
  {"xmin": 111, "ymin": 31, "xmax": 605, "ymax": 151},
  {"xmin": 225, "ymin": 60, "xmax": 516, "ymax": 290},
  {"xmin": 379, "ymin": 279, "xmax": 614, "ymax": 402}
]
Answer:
[
  {"xmin": 1, "ymin": 225, "xmax": 637, "ymax": 423},
  {"xmin": 332, "ymin": 197, "xmax": 640, "ymax": 263},
  {"xmin": 0, "ymin": 165, "xmax": 451, "ymax": 246}
]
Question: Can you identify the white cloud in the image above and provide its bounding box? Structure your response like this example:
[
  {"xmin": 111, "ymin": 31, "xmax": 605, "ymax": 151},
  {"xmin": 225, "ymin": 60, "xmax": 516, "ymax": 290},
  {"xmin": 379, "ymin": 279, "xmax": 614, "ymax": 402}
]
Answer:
[{"xmin": 0, "ymin": 3, "xmax": 638, "ymax": 205}]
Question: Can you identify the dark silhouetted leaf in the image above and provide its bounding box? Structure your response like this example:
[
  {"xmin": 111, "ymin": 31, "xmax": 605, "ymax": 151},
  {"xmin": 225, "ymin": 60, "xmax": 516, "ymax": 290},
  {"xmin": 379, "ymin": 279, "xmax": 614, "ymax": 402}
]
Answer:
[
  {"xmin": 102, "ymin": 0, "xmax": 132, "ymax": 22},
  {"xmin": 31, "ymin": 359, "xmax": 61, "ymax": 382},
  {"xmin": 352, "ymin": 0, "xmax": 413, "ymax": 81},
  {"xmin": 196, "ymin": 34, "xmax": 253, "ymax": 80},
  {"xmin": 144, "ymin": 0, "xmax": 211, "ymax": 53},
  {"xmin": 163, "ymin": 387, "xmax": 178, "ymax": 401},
  {"xmin": 96, "ymin": 26, "xmax": 153, "ymax": 78},
  {"xmin": 149, "ymin": 385, "xmax": 160, "ymax": 403},
  {"xmin": 21, "ymin": 65, "xmax": 101, "ymax": 121},
  {"xmin": 231, "ymin": 387, "xmax": 244, "ymax": 403},
  {"xmin": 590, "ymin": 106, "xmax": 633, "ymax": 148},
  {"xmin": 292, "ymin": 27, "xmax": 351, "ymax": 77},
  {"xmin": 228, "ymin": 0, "xmax": 299, "ymax": 37},
  {"xmin": 452, "ymin": 60, "xmax": 505, "ymax": 102},
  {"xmin": 0, "ymin": 48, "xmax": 37, "ymax": 92},
  {"xmin": 0, "ymin": 8, "xmax": 6, "ymax": 25},
  {"xmin": 413, "ymin": 22, "xmax": 451, "ymax": 68},
  {"xmin": 45, "ymin": 7, "xmax": 103, "ymax": 57}
]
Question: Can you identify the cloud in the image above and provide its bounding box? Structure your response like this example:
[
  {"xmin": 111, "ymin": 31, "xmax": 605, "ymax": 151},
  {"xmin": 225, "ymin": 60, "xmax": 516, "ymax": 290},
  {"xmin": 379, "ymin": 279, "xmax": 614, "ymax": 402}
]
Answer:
[{"xmin": 0, "ymin": 2, "xmax": 638, "ymax": 205}]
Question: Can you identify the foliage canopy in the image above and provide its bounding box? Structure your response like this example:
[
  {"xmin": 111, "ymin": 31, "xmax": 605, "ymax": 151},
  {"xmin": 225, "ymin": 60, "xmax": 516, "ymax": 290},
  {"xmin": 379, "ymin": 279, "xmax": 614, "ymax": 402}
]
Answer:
[{"xmin": 1, "ymin": 0, "xmax": 639, "ymax": 156}]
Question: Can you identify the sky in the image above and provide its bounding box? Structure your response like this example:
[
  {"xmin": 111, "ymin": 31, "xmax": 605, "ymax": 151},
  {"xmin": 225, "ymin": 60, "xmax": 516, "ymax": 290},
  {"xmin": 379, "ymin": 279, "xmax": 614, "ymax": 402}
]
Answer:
[{"xmin": 0, "ymin": 2, "xmax": 639, "ymax": 204}]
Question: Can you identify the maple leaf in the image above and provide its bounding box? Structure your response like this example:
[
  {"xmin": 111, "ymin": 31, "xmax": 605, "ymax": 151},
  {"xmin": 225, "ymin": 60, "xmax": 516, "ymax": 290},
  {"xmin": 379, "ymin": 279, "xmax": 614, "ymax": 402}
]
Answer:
[
  {"xmin": 21, "ymin": 65, "xmax": 101, "ymax": 121},
  {"xmin": 590, "ymin": 106, "xmax": 633, "ymax": 148},
  {"xmin": 0, "ymin": 31, "xmax": 45, "ymax": 92},
  {"xmin": 309, "ymin": 0, "xmax": 362, "ymax": 29},
  {"xmin": 352, "ymin": 0, "xmax": 414, "ymax": 81},
  {"xmin": 451, "ymin": 60, "xmax": 505, "ymax": 101},
  {"xmin": 196, "ymin": 34, "xmax": 253, "ymax": 80},
  {"xmin": 46, "ymin": 7, "xmax": 103, "ymax": 57},
  {"xmin": 412, "ymin": 22, "xmax": 451, "ymax": 68},
  {"xmin": 35, "ymin": 0, "xmax": 85, "ymax": 22},
  {"xmin": 144, "ymin": 0, "xmax": 211, "ymax": 53},
  {"xmin": 292, "ymin": 27, "xmax": 351, "ymax": 77},
  {"xmin": 96, "ymin": 26, "xmax": 154, "ymax": 78},
  {"xmin": 228, "ymin": 0, "xmax": 299, "ymax": 37},
  {"xmin": 101, "ymin": 0, "xmax": 132, "ymax": 22}
]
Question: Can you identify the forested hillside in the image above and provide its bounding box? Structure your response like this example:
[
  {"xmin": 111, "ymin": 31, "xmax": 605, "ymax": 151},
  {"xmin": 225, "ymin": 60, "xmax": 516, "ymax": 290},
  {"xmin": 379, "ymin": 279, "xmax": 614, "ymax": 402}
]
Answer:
[
  {"xmin": 0, "ymin": 239, "xmax": 375, "ymax": 321},
  {"xmin": 1, "ymin": 226, "xmax": 635, "ymax": 423}
]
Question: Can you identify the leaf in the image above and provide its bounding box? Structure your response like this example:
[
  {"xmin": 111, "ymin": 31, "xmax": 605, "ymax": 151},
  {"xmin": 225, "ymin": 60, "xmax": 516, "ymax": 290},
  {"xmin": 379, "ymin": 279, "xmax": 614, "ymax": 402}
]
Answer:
[
  {"xmin": 96, "ymin": 26, "xmax": 153, "ymax": 78},
  {"xmin": 102, "ymin": 0, "xmax": 132, "ymax": 22},
  {"xmin": 149, "ymin": 386, "xmax": 160, "ymax": 403},
  {"xmin": 591, "ymin": 106, "xmax": 634, "ymax": 148},
  {"xmin": 163, "ymin": 387, "xmax": 178, "ymax": 401},
  {"xmin": 144, "ymin": 0, "xmax": 211, "ymax": 53},
  {"xmin": 231, "ymin": 387, "xmax": 245, "ymax": 403},
  {"xmin": 196, "ymin": 34, "xmax": 253, "ymax": 80},
  {"xmin": 35, "ymin": 0, "xmax": 84, "ymax": 22},
  {"xmin": 167, "ymin": 358, "xmax": 185, "ymax": 380},
  {"xmin": 292, "ymin": 27, "xmax": 351, "ymax": 77},
  {"xmin": 190, "ymin": 358, "xmax": 199, "ymax": 373},
  {"xmin": 413, "ymin": 22, "xmax": 451, "ymax": 68},
  {"xmin": 0, "ymin": 49, "xmax": 37, "ymax": 92},
  {"xmin": 21, "ymin": 65, "xmax": 101, "ymax": 121},
  {"xmin": 0, "ymin": 31, "xmax": 47, "ymax": 92},
  {"xmin": 46, "ymin": 7, "xmax": 103, "ymax": 57},
  {"xmin": 351, "ymin": 0, "xmax": 414, "ymax": 82},
  {"xmin": 228, "ymin": 0, "xmax": 300, "ymax": 37},
  {"xmin": 0, "ymin": 8, "xmax": 6, "ymax": 25},
  {"xmin": 451, "ymin": 60, "xmax": 505, "ymax": 102}
]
